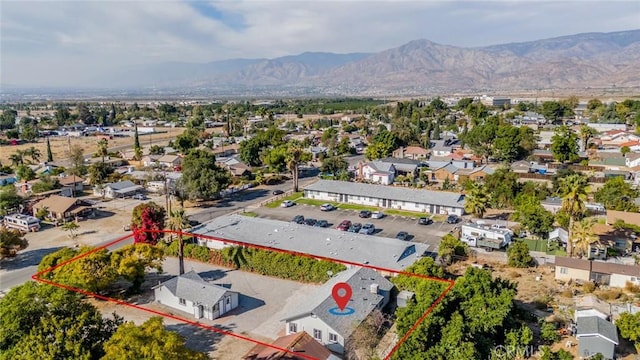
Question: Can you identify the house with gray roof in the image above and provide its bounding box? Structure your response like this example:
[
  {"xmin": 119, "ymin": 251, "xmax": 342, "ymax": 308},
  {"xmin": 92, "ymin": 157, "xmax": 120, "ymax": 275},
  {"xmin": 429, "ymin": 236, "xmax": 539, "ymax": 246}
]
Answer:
[
  {"xmin": 576, "ymin": 316, "xmax": 618, "ymax": 359},
  {"xmin": 378, "ymin": 157, "xmax": 421, "ymax": 176},
  {"xmin": 153, "ymin": 271, "xmax": 239, "ymax": 320},
  {"xmin": 304, "ymin": 180, "xmax": 465, "ymax": 216},
  {"xmin": 282, "ymin": 267, "xmax": 394, "ymax": 354},
  {"xmin": 192, "ymin": 214, "xmax": 431, "ymax": 272},
  {"xmin": 358, "ymin": 161, "xmax": 396, "ymax": 184},
  {"xmin": 93, "ymin": 180, "xmax": 144, "ymax": 199}
]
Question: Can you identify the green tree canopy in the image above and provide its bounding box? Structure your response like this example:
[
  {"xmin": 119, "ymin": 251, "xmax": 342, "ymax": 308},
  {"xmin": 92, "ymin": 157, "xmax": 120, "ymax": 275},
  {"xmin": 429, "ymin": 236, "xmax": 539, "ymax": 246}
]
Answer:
[
  {"xmin": 180, "ymin": 149, "xmax": 231, "ymax": 201},
  {"xmin": 616, "ymin": 312, "xmax": 640, "ymax": 353},
  {"xmin": 550, "ymin": 126, "xmax": 579, "ymax": 163},
  {"xmin": 101, "ymin": 317, "xmax": 208, "ymax": 360},
  {"xmin": 507, "ymin": 241, "xmax": 533, "ymax": 268},
  {"xmin": 0, "ymin": 282, "xmax": 121, "ymax": 360},
  {"xmin": 0, "ymin": 228, "xmax": 28, "ymax": 259},
  {"xmin": 513, "ymin": 194, "xmax": 555, "ymax": 239},
  {"xmin": 594, "ymin": 176, "xmax": 639, "ymax": 212}
]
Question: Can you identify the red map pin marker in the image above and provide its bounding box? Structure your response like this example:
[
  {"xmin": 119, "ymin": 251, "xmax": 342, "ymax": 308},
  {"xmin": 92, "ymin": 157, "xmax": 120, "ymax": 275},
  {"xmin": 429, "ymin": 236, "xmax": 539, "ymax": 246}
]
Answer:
[{"xmin": 332, "ymin": 282, "xmax": 352, "ymax": 311}]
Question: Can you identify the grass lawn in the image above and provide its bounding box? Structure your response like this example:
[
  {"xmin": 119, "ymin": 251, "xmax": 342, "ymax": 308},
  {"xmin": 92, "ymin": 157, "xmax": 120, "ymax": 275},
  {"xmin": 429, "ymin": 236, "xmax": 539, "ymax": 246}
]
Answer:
[
  {"xmin": 522, "ymin": 238, "xmax": 548, "ymax": 252},
  {"xmin": 241, "ymin": 211, "xmax": 258, "ymax": 217},
  {"xmin": 264, "ymin": 192, "xmax": 303, "ymax": 208}
]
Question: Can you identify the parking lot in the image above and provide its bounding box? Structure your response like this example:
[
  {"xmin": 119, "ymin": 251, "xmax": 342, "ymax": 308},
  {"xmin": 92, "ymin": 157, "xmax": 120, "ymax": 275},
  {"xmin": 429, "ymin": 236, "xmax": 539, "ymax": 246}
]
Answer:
[{"xmin": 252, "ymin": 202, "xmax": 460, "ymax": 250}]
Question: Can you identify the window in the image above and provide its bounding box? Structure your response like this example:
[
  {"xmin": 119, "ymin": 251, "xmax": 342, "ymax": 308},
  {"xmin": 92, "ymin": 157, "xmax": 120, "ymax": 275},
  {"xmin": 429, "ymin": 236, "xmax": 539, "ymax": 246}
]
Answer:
[
  {"xmin": 179, "ymin": 298, "xmax": 186, "ymax": 305},
  {"xmin": 560, "ymin": 267, "xmax": 568, "ymax": 275},
  {"xmin": 329, "ymin": 333, "xmax": 338, "ymax": 343},
  {"xmin": 313, "ymin": 329, "xmax": 322, "ymax": 340},
  {"xmin": 289, "ymin": 323, "xmax": 297, "ymax": 333}
]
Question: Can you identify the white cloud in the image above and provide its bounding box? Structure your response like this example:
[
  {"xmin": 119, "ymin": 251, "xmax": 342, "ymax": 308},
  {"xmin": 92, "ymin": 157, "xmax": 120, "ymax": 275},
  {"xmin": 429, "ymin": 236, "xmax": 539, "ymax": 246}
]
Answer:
[{"xmin": 1, "ymin": 0, "xmax": 638, "ymax": 87}]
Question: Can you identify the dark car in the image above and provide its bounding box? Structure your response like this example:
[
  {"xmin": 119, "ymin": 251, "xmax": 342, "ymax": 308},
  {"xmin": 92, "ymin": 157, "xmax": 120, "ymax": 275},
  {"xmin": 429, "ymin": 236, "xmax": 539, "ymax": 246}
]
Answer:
[
  {"xmin": 396, "ymin": 231, "xmax": 409, "ymax": 241},
  {"xmin": 304, "ymin": 218, "xmax": 317, "ymax": 226},
  {"xmin": 336, "ymin": 220, "xmax": 352, "ymax": 231},
  {"xmin": 314, "ymin": 220, "xmax": 329, "ymax": 228},
  {"xmin": 292, "ymin": 215, "xmax": 305, "ymax": 224},
  {"xmin": 272, "ymin": 189, "xmax": 284, "ymax": 195},
  {"xmin": 418, "ymin": 217, "xmax": 433, "ymax": 225},
  {"xmin": 348, "ymin": 222, "xmax": 362, "ymax": 233},
  {"xmin": 446, "ymin": 215, "xmax": 459, "ymax": 224},
  {"xmin": 187, "ymin": 219, "xmax": 201, "ymax": 227},
  {"xmin": 359, "ymin": 210, "xmax": 372, "ymax": 218}
]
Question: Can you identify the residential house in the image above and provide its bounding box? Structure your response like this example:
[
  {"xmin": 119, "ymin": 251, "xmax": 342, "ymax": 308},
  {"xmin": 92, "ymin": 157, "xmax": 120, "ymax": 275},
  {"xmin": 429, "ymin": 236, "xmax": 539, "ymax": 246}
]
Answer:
[
  {"xmin": 32, "ymin": 195, "xmax": 94, "ymax": 222},
  {"xmin": 348, "ymin": 136, "xmax": 366, "ymax": 153},
  {"xmin": 555, "ymin": 257, "xmax": 640, "ymax": 288},
  {"xmin": 210, "ymin": 143, "xmax": 240, "ymax": 157},
  {"xmin": 624, "ymin": 152, "xmax": 640, "ymax": 168},
  {"xmin": 304, "ymin": 180, "xmax": 465, "ymax": 216},
  {"xmin": 153, "ymin": 271, "xmax": 239, "ymax": 320},
  {"xmin": 57, "ymin": 175, "xmax": 85, "ymax": 194},
  {"xmin": 141, "ymin": 154, "xmax": 162, "ymax": 167},
  {"xmin": 243, "ymin": 332, "xmax": 340, "ymax": 360},
  {"xmin": 0, "ymin": 173, "xmax": 18, "ymax": 186},
  {"xmin": 549, "ymin": 227, "xmax": 569, "ymax": 245},
  {"xmin": 392, "ymin": 146, "xmax": 429, "ymax": 160},
  {"xmin": 576, "ymin": 316, "xmax": 618, "ymax": 360},
  {"xmin": 510, "ymin": 160, "xmax": 532, "ymax": 174},
  {"xmin": 308, "ymin": 145, "xmax": 328, "ymax": 161},
  {"xmin": 541, "ymin": 197, "xmax": 605, "ymax": 215},
  {"xmin": 94, "ymin": 180, "xmax": 143, "ymax": 199},
  {"xmin": 358, "ymin": 161, "xmax": 395, "ymax": 185},
  {"xmin": 587, "ymin": 123, "xmax": 627, "ymax": 132},
  {"xmin": 617, "ymin": 140, "xmax": 640, "ymax": 152},
  {"xmin": 157, "ymin": 154, "xmax": 182, "ymax": 169},
  {"xmin": 282, "ymin": 267, "xmax": 394, "ymax": 354},
  {"xmin": 575, "ymin": 295, "xmax": 611, "ymax": 321},
  {"xmin": 378, "ymin": 157, "xmax": 421, "ymax": 177},
  {"xmin": 430, "ymin": 138, "xmax": 456, "ymax": 157},
  {"xmin": 455, "ymin": 165, "xmax": 495, "ymax": 183}
]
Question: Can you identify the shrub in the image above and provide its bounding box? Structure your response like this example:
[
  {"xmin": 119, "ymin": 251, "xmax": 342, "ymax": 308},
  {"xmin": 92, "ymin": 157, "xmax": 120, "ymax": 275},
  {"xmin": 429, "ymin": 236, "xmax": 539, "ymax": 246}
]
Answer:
[
  {"xmin": 540, "ymin": 321, "xmax": 560, "ymax": 344},
  {"xmin": 597, "ymin": 289, "xmax": 622, "ymax": 301},
  {"xmin": 507, "ymin": 241, "xmax": 533, "ymax": 268},
  {"xmin": 582, "ymin": 282, "xmax": 596, "ymax": 293},
  {"xmin": 625, "ymin": 281, "xmax": 640, "ymax": 294}
]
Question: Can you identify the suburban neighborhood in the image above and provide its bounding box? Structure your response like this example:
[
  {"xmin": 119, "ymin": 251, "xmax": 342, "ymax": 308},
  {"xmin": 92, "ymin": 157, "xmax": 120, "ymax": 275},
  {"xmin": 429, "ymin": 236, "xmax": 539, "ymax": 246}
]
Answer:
[{"xmin": 2, "ymin": 96, "xmax": 640, "ymax": 360}]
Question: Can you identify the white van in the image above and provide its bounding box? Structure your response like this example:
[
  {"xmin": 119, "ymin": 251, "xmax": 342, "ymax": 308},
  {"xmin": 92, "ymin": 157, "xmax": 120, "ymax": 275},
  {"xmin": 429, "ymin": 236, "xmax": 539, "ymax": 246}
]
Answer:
[{"xmin": 3, "ymin": 214, "xmax": 40, "ymax": 233}]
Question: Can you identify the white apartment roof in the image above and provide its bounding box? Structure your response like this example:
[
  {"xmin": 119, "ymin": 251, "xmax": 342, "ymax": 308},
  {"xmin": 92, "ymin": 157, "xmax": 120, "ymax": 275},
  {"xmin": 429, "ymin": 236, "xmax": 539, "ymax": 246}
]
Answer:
[{"xmin": 191, "ymin": 214, "xmax": 431, "ymax": 271}]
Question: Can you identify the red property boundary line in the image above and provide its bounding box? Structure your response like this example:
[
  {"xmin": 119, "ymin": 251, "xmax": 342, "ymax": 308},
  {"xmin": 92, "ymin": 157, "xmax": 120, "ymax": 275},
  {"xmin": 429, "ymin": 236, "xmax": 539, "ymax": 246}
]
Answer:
[{"xmin": 32, "ymin": 229, "xmax": 454, "ymax": 360}]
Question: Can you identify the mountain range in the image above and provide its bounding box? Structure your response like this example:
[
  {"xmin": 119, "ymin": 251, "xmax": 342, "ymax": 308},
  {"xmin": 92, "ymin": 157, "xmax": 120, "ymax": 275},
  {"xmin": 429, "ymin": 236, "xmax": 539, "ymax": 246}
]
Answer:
[{"xmin": 106, "ymin": 30, "xmax": 640, "ymax": 95}]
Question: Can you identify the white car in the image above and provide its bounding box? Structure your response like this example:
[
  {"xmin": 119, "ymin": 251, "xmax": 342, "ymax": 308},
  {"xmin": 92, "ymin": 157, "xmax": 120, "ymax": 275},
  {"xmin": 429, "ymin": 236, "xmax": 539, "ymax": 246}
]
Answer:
[
  {"xmin": 281, "ymin": 200, "xmax": 295, "ymax": 208},
  {"xmin": 371, "ymin": 211, "xmax": 384, "ymax": 219},
  {"xmin": 320, "ymin": 203, "xmax": 336, "ymax": 211}
]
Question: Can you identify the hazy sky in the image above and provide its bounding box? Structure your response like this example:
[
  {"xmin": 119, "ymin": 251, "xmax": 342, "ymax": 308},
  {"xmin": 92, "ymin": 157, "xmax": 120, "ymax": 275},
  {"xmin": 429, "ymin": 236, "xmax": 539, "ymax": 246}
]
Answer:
[{"xmin": 2, "ymin": 0, "xmax": 639, "ymax": 87}]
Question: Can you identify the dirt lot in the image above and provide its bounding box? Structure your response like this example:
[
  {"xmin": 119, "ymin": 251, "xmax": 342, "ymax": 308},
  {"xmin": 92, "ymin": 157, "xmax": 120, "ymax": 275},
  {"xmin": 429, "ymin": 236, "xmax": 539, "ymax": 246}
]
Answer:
[{"xmin": 0, "ymin": 127, "xmax": 184, "ymax": 165}]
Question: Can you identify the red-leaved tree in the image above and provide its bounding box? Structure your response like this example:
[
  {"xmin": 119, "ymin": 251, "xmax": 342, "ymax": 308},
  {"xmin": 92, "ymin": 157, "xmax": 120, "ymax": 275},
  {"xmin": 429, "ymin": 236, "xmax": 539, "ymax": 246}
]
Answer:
[{"xmin": 131, "ymin": 202, "xmax": 166, "ymax": 245}]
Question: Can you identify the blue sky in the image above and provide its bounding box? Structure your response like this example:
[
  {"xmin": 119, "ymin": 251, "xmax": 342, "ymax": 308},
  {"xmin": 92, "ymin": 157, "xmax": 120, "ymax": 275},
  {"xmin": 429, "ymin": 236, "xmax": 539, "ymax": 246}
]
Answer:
[{"xmin": 1, "ymin": 0, "xmax": 639, "ymax": 87}]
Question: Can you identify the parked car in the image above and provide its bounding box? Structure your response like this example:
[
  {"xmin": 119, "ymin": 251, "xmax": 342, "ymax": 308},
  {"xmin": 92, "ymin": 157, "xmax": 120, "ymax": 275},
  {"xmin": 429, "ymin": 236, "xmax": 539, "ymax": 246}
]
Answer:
[
  {"xmin": 281, "ymin": 200, "xmax": 295, "ymax": 208},
  {"xmin": 133, "ymin": 193, "xmax": 147, "ymax": 200},
  {"xmin": 304, "ymin": 218, "xmax": 317, "ymax": 226},
  {"xmin": 320, "ymin": 203, "xmax": 336, "ymax": 211},
  {"xmin": 446, "ymin": 215, "xmax": 459, "ymax": 224},
  {"xmin": 359, "ymin": 223, "xmax": 375, "ymax": 235},
  {"xmin": 371, "ymin": 211, "xmax": 384, "ymax": 219},
  {"xmin": 336, "ymin": 220, "xmax": 352, "ymax": 231},
  {"xmin": 396, "ymin": 231, "xmax": 409, "ymax": 241},
  {"xmin": 418, "ymin": 217, "xmax": 433, "ymax": 225},
  {"xmin": 348, "ymin": 222, "xmax": 362, "ymax": 233},
  {"xmin": 314, "ymin": 220, "xmax": 329, "ymax": 228},
  {"xmin": 292, "ymin": 215, "xmax": 305, "ymax": 224},
  {"xmin": 272, "ymin": 189, "xmax": 284, "ymax": 195},
  {"xmin": 359, "ymin": 210, "xmax": 372, "ymax": 218}
]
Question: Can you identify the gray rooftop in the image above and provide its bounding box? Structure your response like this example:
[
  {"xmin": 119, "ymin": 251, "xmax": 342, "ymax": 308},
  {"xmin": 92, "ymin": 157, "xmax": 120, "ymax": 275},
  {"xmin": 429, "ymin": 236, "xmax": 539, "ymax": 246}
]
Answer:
[
  {"xmin": 105, "ymin": 180, "xmax": 138, "ymax": 191},
  {"xmin": 156, "ymin": 270, "xmax": 236, "ymax": 308},
  {"xmin": 192, "ymin": 214, "xmax": 431, "ymax": 271},
  {"xmin": 367, "ymin": 161, "xmax": 395, "ymax": 174},
  {"xmin": 282, "ymin": 267, "xmax": 394, "ymax": 339},
  {"xmin": 576, "ymin": 316, "xmax": 618, "ymax": 345},
  {"xmin": 305, "ymin": 180, "xmax": 464, "ymax": 209}
]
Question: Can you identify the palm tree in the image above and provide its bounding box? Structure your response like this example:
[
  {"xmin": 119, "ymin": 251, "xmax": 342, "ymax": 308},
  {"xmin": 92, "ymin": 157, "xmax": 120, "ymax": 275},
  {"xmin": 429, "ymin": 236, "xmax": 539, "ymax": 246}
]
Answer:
[
  {"xmin": 97, "ymin": 138, "xmax": 109, "ymax": 165},
  {"xmin": 25, "ymin": 146, "xmax": 41, "ymax": 164},
  {"xmin": 559, "ymin": 174, "xmax": 589, "ymax": 257},
  {"xmin": 463, "ymin": 182, "xmax": 490, "ymax": 219},
  {"xmin": 9, "ymin": 152, "xmax": 24, "ymax": 167},
  {"xmin": 225, "ymin": 246, "xmax": 247, "ymax": 269},
  {"xmin": 168, "ymin": 208, "xmax": 189, "ymax": 275},
  {"xmin": 579, "ymin": 125, "xmax": 597, "ymax": 151},
  {"xmin": 571, "ymin": 218, "xmax": 598, "ymax": 258},
  {"xmin": 286, "ymin": 142, "xmax": 307, "ymax": 193}
]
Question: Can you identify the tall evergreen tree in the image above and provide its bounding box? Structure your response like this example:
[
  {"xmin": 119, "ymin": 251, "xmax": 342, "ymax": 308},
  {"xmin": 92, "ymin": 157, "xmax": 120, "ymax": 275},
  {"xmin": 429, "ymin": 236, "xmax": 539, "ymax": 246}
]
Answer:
[
  {"xmin": 133, "ymin": 123, "xmax": 142, "ymax": 160},
  {"xmin": 46, "ymin": 137, "xmax": 53, "ymax": 162}
]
